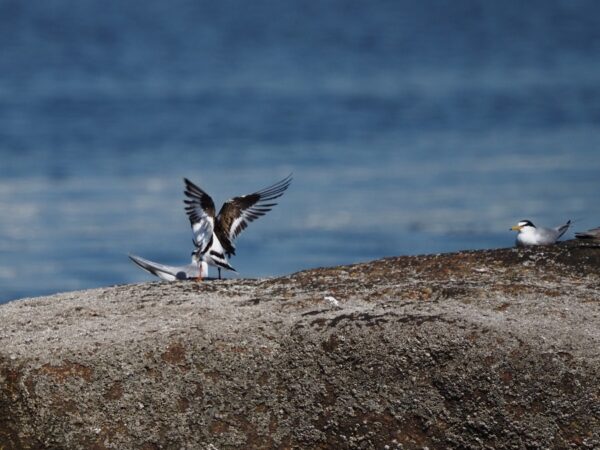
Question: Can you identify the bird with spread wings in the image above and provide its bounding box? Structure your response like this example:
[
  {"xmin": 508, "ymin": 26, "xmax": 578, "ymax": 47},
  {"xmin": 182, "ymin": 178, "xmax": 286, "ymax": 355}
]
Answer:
[{"xmin": 183, "ymin": 174, "xmax": 292, "ymax": 280}]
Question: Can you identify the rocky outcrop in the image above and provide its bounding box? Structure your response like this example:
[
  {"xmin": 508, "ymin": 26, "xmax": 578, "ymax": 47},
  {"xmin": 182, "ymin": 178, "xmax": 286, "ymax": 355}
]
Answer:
[{"xmin": 1, "ymin": 242, "xmax": 599, "ymax": 449}]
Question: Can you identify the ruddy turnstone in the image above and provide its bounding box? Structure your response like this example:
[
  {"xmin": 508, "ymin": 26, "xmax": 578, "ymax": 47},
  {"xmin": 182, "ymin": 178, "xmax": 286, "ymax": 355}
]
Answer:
[{"xmin": 183, "ymin": 174, "xmax": 292, "ymax": 279}]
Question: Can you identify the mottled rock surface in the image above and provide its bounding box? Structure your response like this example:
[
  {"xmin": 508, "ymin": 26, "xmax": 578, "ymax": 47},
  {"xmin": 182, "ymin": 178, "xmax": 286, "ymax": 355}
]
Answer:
[{"xmin": 1, "ymin": 242, "xmax": 599, "ymax": 449}]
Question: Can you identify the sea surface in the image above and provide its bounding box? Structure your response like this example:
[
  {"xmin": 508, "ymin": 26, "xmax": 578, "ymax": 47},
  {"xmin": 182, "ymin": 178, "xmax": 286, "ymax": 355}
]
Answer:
[{"xmin": 1, "ymin": 0, "xmax": 600, "ymax": 303}]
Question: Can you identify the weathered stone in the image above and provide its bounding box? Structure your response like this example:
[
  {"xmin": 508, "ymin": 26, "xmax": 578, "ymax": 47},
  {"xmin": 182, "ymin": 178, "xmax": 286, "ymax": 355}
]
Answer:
[{"xmin": 0, "ymin": 241, "xmax": 599, "ymax": 449}]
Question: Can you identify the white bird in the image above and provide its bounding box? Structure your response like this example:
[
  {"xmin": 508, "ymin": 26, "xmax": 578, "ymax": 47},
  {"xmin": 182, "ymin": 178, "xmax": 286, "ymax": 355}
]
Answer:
[
  {"xmin": 129, "ymin": 254, "xmax": 208, "ymax": 281},
  {"xmin": 575, "ymin": 226, "xmax": 600, "ymax": 240},
  {"xmin": 183, "ymin": 174, "xmax": 292, "ymax": 279},
  {"xmin": 510, "ymin": 219, "xmax": 571, "ymax": 246}
]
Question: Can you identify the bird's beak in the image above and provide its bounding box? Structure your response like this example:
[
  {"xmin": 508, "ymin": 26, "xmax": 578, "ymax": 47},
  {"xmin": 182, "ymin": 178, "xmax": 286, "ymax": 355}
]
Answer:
[{"xmin": 510, "ymin": 225, "xmax": 522, "ymax": 231}]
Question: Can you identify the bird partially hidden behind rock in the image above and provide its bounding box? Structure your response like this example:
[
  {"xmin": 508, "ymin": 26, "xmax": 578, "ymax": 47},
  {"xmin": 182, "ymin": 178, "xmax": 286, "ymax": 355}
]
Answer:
[
  {"xmin": 575, "ymin": 226, "xmax": 600, "ymax": 241},
  {"xmin": 510, "ymin": 219, "xmax": 571, "ymax": 246},
  {"xmin": 128, "ymin": 253, "xmax": 208, "ymax": 281}
]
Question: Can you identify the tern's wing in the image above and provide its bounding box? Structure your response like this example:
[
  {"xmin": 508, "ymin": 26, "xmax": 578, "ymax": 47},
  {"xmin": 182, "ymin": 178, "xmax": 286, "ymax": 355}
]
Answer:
[
  {"xmin": 214, "ymin": 174, "xmax": 292, "ymax": 255},
  {"xmin": 575, "ymin": 226, "xmax": 600, "ymax": 239},
  {"xmin": 183, "ymin": 178, "xmax": 216, "ymax": 252},
  {"xmin": 553, "ymin": 220, "xmax": 571, "ymax": 240},
  {"xmin": 129, "ymin": 254, "xmax": 199, "ymax": 281}
]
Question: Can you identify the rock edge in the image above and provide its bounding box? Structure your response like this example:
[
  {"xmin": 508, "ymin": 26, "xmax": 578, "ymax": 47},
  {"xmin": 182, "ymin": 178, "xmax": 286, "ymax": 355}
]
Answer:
[{"xmin": 1, "ymin": 242, "xmax": 599, "ymax": 449}]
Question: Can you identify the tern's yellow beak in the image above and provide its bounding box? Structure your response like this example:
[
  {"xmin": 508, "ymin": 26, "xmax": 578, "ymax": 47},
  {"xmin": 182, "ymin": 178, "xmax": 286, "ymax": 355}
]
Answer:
[{"xmin": 510, "ymin": 225, "xmax": 523, "ymax": 231}]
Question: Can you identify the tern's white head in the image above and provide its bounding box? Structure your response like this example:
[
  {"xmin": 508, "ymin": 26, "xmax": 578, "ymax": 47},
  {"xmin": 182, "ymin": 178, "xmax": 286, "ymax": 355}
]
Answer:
[
  {"xmin": 510, "ymin": 220, "xmax": 535, "ymax": 232},
  {"xmin": 190, "ymin": 252, "xmax": 209, "ymax": 277}
]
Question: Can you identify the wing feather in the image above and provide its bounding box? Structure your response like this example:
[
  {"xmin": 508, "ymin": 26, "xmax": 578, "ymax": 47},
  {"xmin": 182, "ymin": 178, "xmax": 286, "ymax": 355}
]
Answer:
[
  {"xmin": 555, "ymin": 220, "xmax": 571, "ymax": 239},
  {"xmin": 183, "ymin": 178, "xmax": 216, "ymax": 252},
  {"xmin": 215, "ymin": 174, "xmax": 292, "ymax": 255},
  {"xmin": 129, "ymin": 254, "xmax": 195, "ymax": 281}
]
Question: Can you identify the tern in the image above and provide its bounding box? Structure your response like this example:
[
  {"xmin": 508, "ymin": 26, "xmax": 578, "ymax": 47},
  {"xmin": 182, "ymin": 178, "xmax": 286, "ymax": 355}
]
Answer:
[
  {"xmin": 129, "ymin": 254, "xmax": 208, "ymax": 281},
  {"xmin": 510, "ymin": 219, "xmax": 571, "ymax": 246},
  {"xmin": 575, "ymin": 226, "xmax": 600, "ymax": 240},
  {"xmin": 183, "ymin": 174, "xmax": 292, "ymax": 279}
]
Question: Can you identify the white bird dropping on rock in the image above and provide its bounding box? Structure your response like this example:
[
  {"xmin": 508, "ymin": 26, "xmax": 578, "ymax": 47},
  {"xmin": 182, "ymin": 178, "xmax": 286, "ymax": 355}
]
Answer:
[{"xmin": 324, "ymin": 296, "xmax": 340, "ymax": 307}]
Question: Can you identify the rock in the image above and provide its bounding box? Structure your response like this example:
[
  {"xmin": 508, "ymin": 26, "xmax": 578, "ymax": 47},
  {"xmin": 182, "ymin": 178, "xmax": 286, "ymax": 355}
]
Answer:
[{"xmin": 0, "ymin": 242, "xmax": 599, "ymax": 449}]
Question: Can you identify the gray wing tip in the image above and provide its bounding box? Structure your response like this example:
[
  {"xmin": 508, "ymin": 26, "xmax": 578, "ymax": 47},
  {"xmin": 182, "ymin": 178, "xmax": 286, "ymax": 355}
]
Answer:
[{"xmin": 256, "ymin": 173, "xmax": 294, "ymax": 200}]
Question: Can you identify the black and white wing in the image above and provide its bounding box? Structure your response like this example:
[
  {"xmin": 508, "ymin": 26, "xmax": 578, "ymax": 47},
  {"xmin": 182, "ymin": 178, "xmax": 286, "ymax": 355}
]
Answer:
[
  {"xmin": 554, "ymin": 219, "xmax": 571, "ymax": 240},
  {"xmin": 183, "ymin": 178, "xmax": 216, "ymax": 253},
  {"xmin": 215, "ymin": 174, "xmax": 292, "ymax": 256}
]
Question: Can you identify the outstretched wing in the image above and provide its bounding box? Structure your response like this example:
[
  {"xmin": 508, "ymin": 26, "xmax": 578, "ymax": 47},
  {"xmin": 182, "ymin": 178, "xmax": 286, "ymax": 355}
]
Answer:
[
  {"xmin": 554, "ymin": 220, "xmax": 571, "ymax": 240},
  {"xmin": 129, "ymin": 254, "xmax": 198, "ymax": 281},
  {"xmin": 215, "ymin": 174, "xmax": 292, "ymax": 255},
  {"xmin": 183, "ymin": 178, "xmax": 216, "ymax": 253}
]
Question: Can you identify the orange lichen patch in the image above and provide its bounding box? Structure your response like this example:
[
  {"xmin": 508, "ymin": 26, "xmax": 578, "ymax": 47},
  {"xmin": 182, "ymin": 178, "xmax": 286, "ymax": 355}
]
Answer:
[
  {"xmin": 402, "ymin": 288, "xmax": 434, "ymax": 301},
  {"xmin": 49, "ymin": 394, "xmax": 78, "ymax": 414},
  {"xmin": 23, "ymin": 374, "xmax": 36, "ymax": 397},
  {"xmin": 559, "ymin": 373, "xmax": 578, "ymax": 395},
  {"xmin": 230, "ymin": 414, "xmax": 274, "ymax": 449},
  {"xmin": 87, "ymin": 421, "xmax": 130, "ymax": 449},
  {"xmin": 312, "ymin": 409, "xmax": 435, "ymax": 450},
  {"xmin": 419, "ymin": 287, "xmax": 433, "ymax": 300},
  {"xmin": 177, "ymin": 396, "xmax": 189, "ymax": 413},
  {"xmin": 204, "ymin": 370, "xmax": 222, "ymax": 382},
  {"xmin": 558, "ymin": 420, "xmax": 593, "ymax": 447},
  {"xmin": 530, "ymin": 399, "xmax": 545, "ymax": 414},
  {"xmin": 495, "ymin": 302, "xmax": 511, "ymax": 311},
  {"xmin": 254, "ymin": 403, "xmax": 268, "ymax": 413},
  {"xmin": 104, "ymin": 381, "xmax": 123, "ymax": 400},
  {"xmin": 144, "ymin": 366, "xmax": 162, "ymax": 380},
  {"xmin": 269, "ymin": 415, "xmax": 278, "ymax": 434},
  {"xmin": 395, "ymin": 415, "xmax": 431, "ymax": 447},
  {"xmin": 492, "ymin": 282, "xmax": 536, "ymax": 296},
  {"xmin": 161, "ymin": 342, "xmax": 187, "ymax": 368},
  {"xmin": 506, "ymin": 402, "xmax": 526, "ymax": 420},
  {"xmin": 500, "ymin": 370, "xmax": 513, "ymax": 384},
  {"xmin": 140, "ymin": 443, "xmax": 160, "ymax": 450},
  {"xmin": 319, "ymin": 382, "xmax": 337, "ymax": 407},
  {"xmin": 39, "ymin": 361, "xmax": 93, "ymax": 382},
  {"xmin": 467, "ymin": 331, "xmax": 479, "ymax": 343},
  {"xmin": 1, "ymin": 367, "xmax": 23, "ymax": 398},
  {"xmin": 257, "ymin": 371, "xmax": 269, "ymax": 386},
  {"xmin": 436, "ymin": 285, "xmax": 471, "ymax": 299},
  {"xmin": 192, "ymin": 382, "xmax": 204, "ymax": 398},
  {"xmin": 215, "ymin": 342, "xmax": 249, "ymax": 353},
  {"xmin": 321, "ymin": 333, "xmax": 341, "ymax": 353},
  {"xmin": 209, "ymin": 419, "xmax": 229, "ymax": 434},
  {"xmin": 0, "ymin": 428, "xmax": 24, "ymax": 450}
]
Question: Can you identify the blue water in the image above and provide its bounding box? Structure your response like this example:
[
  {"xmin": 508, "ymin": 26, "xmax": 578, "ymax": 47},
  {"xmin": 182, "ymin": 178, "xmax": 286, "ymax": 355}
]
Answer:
[{"xmin": 1, "ymin": 0, "xmax": 600, "ymax": 303}]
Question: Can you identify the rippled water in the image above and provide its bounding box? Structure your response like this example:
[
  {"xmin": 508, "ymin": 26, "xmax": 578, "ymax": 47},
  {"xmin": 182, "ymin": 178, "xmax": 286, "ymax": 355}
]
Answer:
[{"xmin": 1, "ymin": 0, "xmax": 600, "ymax": 302}]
